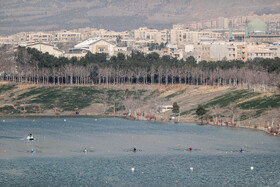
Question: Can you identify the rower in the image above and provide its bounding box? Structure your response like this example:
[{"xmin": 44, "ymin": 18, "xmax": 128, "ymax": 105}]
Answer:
[
  {"xmin": 83, "ymin": 148, "xmax": 87, "ymax": 153},
  {"xmin": 27, "ymin": 134, "xmax": 34, "ymax": 140},
  {"xmin": 240, "ymin": 148, "xmax": 243, "ymax": 152},
  {"xmin": 189, "ymin": 147, "xmax": 192, "ymax": 151},
  {"xmin": 133, "ymin": 147, "xmax": 136, "ymax": 152}
]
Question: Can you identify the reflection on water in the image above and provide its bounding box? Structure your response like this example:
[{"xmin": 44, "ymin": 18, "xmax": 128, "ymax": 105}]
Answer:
[
  {"xmin": 0, "ymin": 136, "xmax": 25, "ymax": 140},
  {"xmin": 0, "ymin": 118, "xmax": 279, "ymax": 186}
]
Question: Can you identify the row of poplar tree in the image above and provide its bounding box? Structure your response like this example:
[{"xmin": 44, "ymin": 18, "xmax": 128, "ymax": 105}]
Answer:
[{"xmin": 0, "ymin": 46, "xmax": 280, "ymax": 91}]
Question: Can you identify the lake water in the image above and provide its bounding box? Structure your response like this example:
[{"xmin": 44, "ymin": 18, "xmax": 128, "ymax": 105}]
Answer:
[{"xmin": 0, "ymin": 118, "xmax": 279, "ymax": 186}]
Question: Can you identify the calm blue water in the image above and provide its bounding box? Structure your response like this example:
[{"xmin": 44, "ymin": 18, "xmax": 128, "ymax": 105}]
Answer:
[{"xmin": 0, "ymin": 118, "xmax": 279, "ymax": 186}]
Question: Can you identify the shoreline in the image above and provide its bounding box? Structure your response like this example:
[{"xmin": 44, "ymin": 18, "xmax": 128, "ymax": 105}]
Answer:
[
  {"xmin": 125, "ymin": 115, "xmax": 280, "ymax": 137},
  {"xmin": 1, "ymin": 113, "xmax": 279, "ymax": 138}
]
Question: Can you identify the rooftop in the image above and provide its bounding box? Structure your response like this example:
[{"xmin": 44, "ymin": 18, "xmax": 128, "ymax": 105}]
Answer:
[
  {"xmin": 74, "ymin": 37, "xmax": 101, "ymax": 49},
  {"xmin": 248, "ymin": 18, "xmax": 267, "ymax": 34}
]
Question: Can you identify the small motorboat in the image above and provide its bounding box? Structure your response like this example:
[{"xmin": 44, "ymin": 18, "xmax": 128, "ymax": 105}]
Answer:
[{"xmin": 27, "ymin": 134, "xmax": 34, "ymax": 140}]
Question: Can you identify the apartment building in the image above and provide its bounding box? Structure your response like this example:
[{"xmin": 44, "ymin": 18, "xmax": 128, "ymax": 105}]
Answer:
[
  {"xmin": 26, "ymin": 32, "xmax": 53, "ymax": 43},
  {"xmin": 133, "ymin": 39, "xmax": 154, "ymax": 50},
  {"xmin": 163, "ymin": 44, "xmax": 184, "ymax": 59},
  {"xmin": 198, "ymin": 31, "xmax": 222, "ymax": 40},
  {"xmin": 154, "ymin": 29, "xmax": 170, "ymax": 44},
  {"xmin": 54, "ymin": 31, "xmax": 81, "ymax": 42},
  {"xmin": 133, "ymin": 27, "xmax": 159, "ymax": 42},
  {"xmin": 247, "ymin": 44, "xmax": 276, "ymax": 60},
  {"xmin": 192, "ymin": 42, "xmax": 249, "ymax": 62},
  {"xmin": 89, "ymin": 29, "xmax": 130, "ymax": 42},
  {"xmin": 185, "ymin": 44, "xmax": 195, "ymax": 53},
  {"xmin": 0, "ymin": 35, "xmax": 15, "ymax": 45},
  {"xmin": 194, "ymin": 43, "xmax": 211, "ymax": 62},
  {"xmin": 170, "ymin": 26, "xmax": 224, "ymax": 46},
  {"xmin": 236, "ymin": 44, "xmax": 247, "ymax": 61},
  {"xmin": 9, "ymin": 33, "xmax": 25, "ymax": 43},
  {"xmin": 170, "ymin": 28, "xmax": 189, "ymax": 45},
  {"xmin": 170, "ymin": 29, "xmax": 201, "ymax": 45},
  {"xmin": 210, "ymin": 42, "xmax": 228, "ymax": 61},
  {"xmin": 270, "ymin": 42, "xmax": 280, "ymax": 57}
]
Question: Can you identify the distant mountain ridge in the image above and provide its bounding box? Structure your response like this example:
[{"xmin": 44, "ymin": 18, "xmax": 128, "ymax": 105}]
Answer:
[{"xmin": 0, "ymin": 0, "xmax": 280, "ymax": 35}]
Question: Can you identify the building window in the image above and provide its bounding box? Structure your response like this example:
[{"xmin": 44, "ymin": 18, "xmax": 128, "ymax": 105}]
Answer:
[{"xmin": 99, "ymin": 48, "xmax": 105, "ymax": 52}]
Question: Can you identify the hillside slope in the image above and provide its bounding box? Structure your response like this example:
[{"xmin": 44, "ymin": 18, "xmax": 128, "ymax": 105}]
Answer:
[
  {"xmin": 0, "ymin": 82, "xmax": 279, "ymax": 128},
  {"xmin": 1, "ymin": 0, "xmax": 280, "ymax": 34}
]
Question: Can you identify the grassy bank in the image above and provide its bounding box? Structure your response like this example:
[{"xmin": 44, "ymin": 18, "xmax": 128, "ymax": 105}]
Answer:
[{"xmin": 0, "ymin": 82, "xmax": 279, "ymax": 128}]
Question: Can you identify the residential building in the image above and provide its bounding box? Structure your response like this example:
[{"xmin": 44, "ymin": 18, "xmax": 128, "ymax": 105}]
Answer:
[
  {"xmin": 133, "ymin": 27, "xmax": 159, "ymax": 42},
  {"xmin": 154, "ymin": 29, "xmax": 170, "ymax": 44},
  {"xmin": 194, "ymin": 43, "xmax": 211, "ymax": 62},
  {"xmin": 89, "ymin": 29, "xmax": 130, "ymax": 42},
  {"xmin": 164, "ymin": 43, "xmax": 184, "ymax": 59},
  {"xmin": 227, "ymin": 42, "xmax": 247, "ymax": 61},
  {"xmin": 26, "ymin": 32, "xmax": 53, "ymax": 42},
  {"xmin": 132, "ymin": 39, "xmax": 154, "ymax": 50},
  {"xmin": 65, "ymin": 48, "xmax": 88, "ymax": 60},
  {"xmin": 74, "ymin": 38, "xmax": 115, "ymax": 56},
  {"xmin": 172, "ymin": 30, "xmax": 201, "ymax": 45},
  {"xmin": 210, "ymin": 42, "xmax": 228, "ymax": 61},
  {"xmin": 54, "ymin": 31, "xmax": 81, "ymax": 42},
  {"xmin": 0, "ymin": 35, "xmax": 15, "ymax": 45},
  {"xmin": 185, "ymin": 44, "xmax": 195, "ymax": 53},
  {"xmin": 89, "ymin": 39, "xmax": 115, "ymax": 56},
  {"xmin": 22, "ymin": 42, "xmax": 65, "ymax": 58},
  {"xmin": 247, "ymin": 43, "xmax": 275, "ymax": 60}
]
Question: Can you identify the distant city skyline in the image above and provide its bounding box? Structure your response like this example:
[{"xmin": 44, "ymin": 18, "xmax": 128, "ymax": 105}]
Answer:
[
  {"xmin": 1, "ymin": 13, "xmax": 280, "ymax": 37},
  {"xmin": 1, "ymin": 1, "xmax": 280, "ymax": 64}
]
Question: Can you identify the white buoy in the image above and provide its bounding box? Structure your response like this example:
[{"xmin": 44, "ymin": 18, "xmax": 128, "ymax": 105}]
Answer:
[
  {"xmin": 250, "ymin": 166, "xmax": 254, "ymax": 170},
  {"xmin": 190, "ymin": 167, "xmax": 193, "ymax": 171},
  {"xmin": 64, "ymin": 119, "xmax": 66, "ymax": 122},
  {"xmin": 131, "ymin": 168, "xmax": 135, "ymax": 172},
  {"xmin": 33, "ymin": 120, "xmax": 35, "ymax": 122},
  {"xmin": 3, "ymin": 120, "xmax": 5, "ymax": 122},
  {"xmin": 95, "ymin": 119, "xmax": 97, "ymax": 121}
]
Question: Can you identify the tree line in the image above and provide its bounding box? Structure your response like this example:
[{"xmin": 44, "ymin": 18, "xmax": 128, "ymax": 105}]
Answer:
[{"xmin": 0, "ymin": 45, "xmax": 280, "ymax": 91}]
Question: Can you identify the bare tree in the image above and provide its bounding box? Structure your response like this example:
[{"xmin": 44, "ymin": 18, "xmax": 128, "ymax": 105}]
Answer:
[
  {"xmin": 64, "ymin": 64, "xmax": 74, "ymax": 84},
  {"xmin": 208, "ymin": 105, "xmax": 223, "ymax": 125}
]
